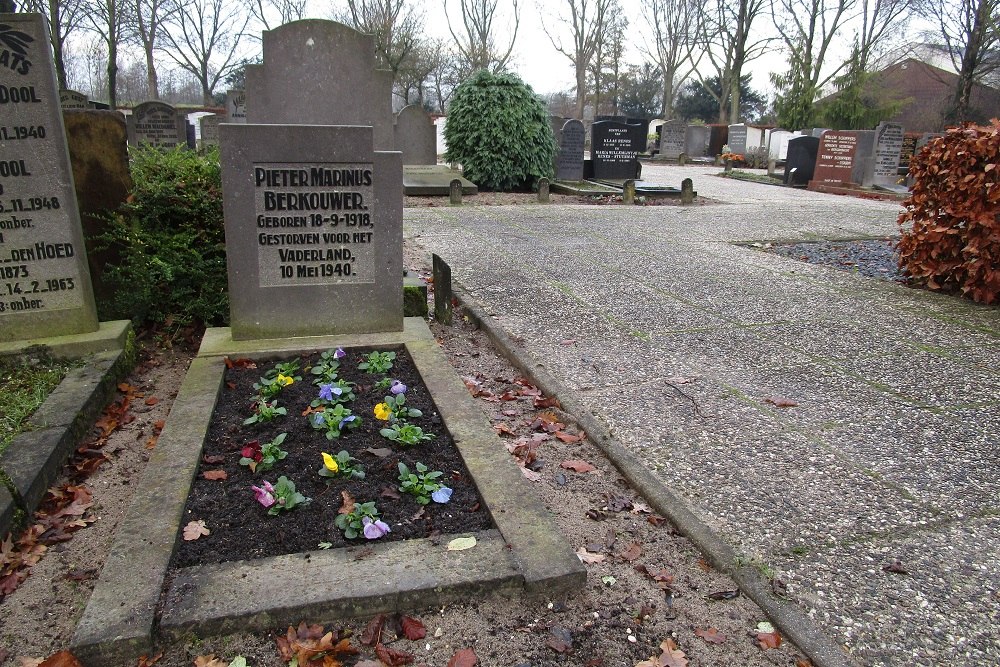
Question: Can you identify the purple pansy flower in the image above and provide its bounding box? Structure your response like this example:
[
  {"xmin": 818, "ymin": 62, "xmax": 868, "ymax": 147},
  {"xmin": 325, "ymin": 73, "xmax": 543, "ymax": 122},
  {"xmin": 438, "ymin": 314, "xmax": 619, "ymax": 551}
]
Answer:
[
  {"xmin": 318, "ymin": 383, "xmax": 342, "ymax": 401},
  {"xmin": 431, "ymin": 486, "xmax": 453, "ymax": 504},
  {"xmin": 339, "ymin": 414, "xmax": 357, "ymax": 430},
  {"xmin": 252, "ymin": 481, "xmax": 275, "ymax": 508},
  {"xmin": 362, "ymin": 516, "xmax": 391, "ymax": 539},
  {"xmin": 313, "ymin": 413, "xmax": 325, "ymax": 426},
  {"xmin": 390, "ymin": 380, "xmax": 407, "ymax": 395},
  {"xmin": 333, "ymin": 348, "xmax": 346, "ymax": 359}
]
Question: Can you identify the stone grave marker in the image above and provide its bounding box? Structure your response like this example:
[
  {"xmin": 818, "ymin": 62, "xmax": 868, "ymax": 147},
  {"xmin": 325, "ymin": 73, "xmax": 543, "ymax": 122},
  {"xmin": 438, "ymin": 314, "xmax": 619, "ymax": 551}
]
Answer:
[
  {"xmin": 864, "ymin": 121, "xmax": 905, "ymax": 189},
  {"xmin": 809, "ymin": 130, "xmax": 874, "ymax": 188},
  {"xmin": 728, "ymin": 124, "xmax": 748, "ymax": 154},
  {"xmin": 899, "ymin": 133, "xmax": 919, "ymax": 170},
  {"xmin": 658, "ymin": 119, "xmax": 686, "ymax": 159},
  {"xmin": 220, "ymin": 124, "xmax": 401, "ymax": 340},
  {"xmin": 225, "ymin": 89, "xmax": 246, "ymax": 123},
  {"xmin": 708, "ymin": 124, "xmax": 728, "ymax": 156},
  {"xmin": 783, "ymin": 135, "xmax": 820, "ymax": 186},
  {"xmin": 59, "ymin": 89, "xmax": 88, "ymax": 109},
  {"xmin": 745, "ymin": 125, "xmax": 766, "ymax": 151},
  {"xmin": 199, "ymin": 114, "xmax": 221, "ymax": 148},
  {"xmin": 0, "ymin": 14, "xmax": 99, "ymax": 341},
  {"xmin": 126, "ymin": 101, "xmax": 188, "ymax": 149},
  {"xmin": 555, "ymin": 119, "xmax": 585, "ymax": 181},
  {"xmin": 393, "ymin": 104, "xmax": 436, "ymax": 165},
  {"xmin": 245, "ymin": 20, "xmax": 394, "ymax": 151},
  {"xmin": 590, "ymin": 120, "xmax": 644, "ymax": 179},
  {"xmin": 685, "ymin": 125, "xmax": 709, "ymax": 158}
]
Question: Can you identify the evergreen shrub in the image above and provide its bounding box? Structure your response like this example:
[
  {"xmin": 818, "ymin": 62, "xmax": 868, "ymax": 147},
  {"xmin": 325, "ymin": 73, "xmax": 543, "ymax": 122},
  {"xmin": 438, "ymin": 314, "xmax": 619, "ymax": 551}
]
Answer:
[{"xmin": 444, "ymin": 70, "xmax": 555, "ymax": 191}]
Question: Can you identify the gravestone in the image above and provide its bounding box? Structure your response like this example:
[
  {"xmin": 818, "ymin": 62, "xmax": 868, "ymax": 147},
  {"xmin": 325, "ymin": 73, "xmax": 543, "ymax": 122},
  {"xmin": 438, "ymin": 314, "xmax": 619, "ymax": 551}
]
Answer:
[
  {"xmin": 220, "ymin": 124, "xmax": 402, "ymax": 340},
  {"xmin": 0, "ymin": 14, "xmax": 98, "ymax": 341},
  {"xmin": 245, "ymin": 20, "xmax": 394, "ymax": 151},
  {"xmin": 59, "ymin": 89, "xmax": 88, "ymax": 109},
  {"xmin": 555, "ymin": 119, "xmax": 585, "ymax": 181},
  {"xmin": 899, "ymin": 133, "xmax": 919, "ymax": 169},
  {"xmin": 393, "ymin": 105, "xmax": 436, "ymax": 166},
  {"xmin": 811, "ymin": 128, "xmax": 830, "ymax": 138},
  {"xmin": 590, "ymin": 120, "xmax": 644, "ymax": 179},
  {"xmin": 745, "ymin": 125, "xmax": 765, "ymax": 151},
  {"xmin": 809, "ymin": 130, "xmax": 874, "ymax": 188},
  {"xmin": 864, "ymin": 122, "xmax": 904, "ymax": 189},
  {"xmin": 768, "ymin": 130, "xmax": 798, "ymax": 161},
  {"xmin": 199, "ymin": 114, "xmax": 221, "ymax": 148},
  {"xmin": 783, "ymin": 135, "xmax": 820, "ymax": 186},
  {"xmin": 707, "ymin": 125, "xmax": 728, "ymax": 156},
  {"xmin": 728, "ymin": 124, "xmax": 748, "ymax": 154},
  {"xmin": 658, "ymin": 120, "xmax": 685, "ymax": 159},
  {"xmin": 225, "ymin": 89, "xmax": 246, "ymax": 123},
  {"xmin": 684, "ymin": 125, "xmax": 710, "ymax": 158},
  {"xmin": 126, "ymin": 101, "xmax": 187, "ymax": 149}
]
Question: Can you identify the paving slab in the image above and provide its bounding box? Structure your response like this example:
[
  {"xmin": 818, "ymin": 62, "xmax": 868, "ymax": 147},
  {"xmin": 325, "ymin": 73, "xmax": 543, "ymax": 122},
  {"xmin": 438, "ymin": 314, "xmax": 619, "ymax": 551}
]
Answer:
[{"xmin": 404, "ymin": 164, "xmax": 1000, "ymax": 666}]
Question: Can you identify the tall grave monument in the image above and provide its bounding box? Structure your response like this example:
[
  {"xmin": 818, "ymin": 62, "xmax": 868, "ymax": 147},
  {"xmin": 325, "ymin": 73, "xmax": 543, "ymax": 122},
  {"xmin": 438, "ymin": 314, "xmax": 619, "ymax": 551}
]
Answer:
[
  {"xmin": 0, "ymin": 13, "xmax": 99, "ymax": 340},
  {"xmin": 590, "ymin": 120, "xmax": 644, "ymax": 179},
  {"xmin": 555, "ymin": 119, "xmax": 585, "ymax": 181},
  {"xmin": 863, "ymin": 121, "xmax": 905, "ymax": 191}
]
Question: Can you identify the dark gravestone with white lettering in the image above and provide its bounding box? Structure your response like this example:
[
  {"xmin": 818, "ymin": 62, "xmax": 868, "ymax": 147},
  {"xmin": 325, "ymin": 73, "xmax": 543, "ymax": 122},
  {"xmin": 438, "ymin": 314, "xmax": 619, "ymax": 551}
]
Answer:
[
  {"xmin": 220, "ymin": 124, "xmax": 402, "ymax": 340},
  {"xmin": 555, "ymin": 119, "xmax": 585, "ymax": 181},
  {"xmin": 245, "ymin": 20, "xmax": 394, "ymax": 151},
  {"xmin": 899, "ymin": 134, "xmax": 918, "ymax": 169},
  {"xmin": 809, "ymin": 130, "xmax": 874, "ymax": 188},
  {"xmin": 728, "ymin": 124, "xmax": 748, "ymax": 154},
  {"xmin": 864, "ymin": 122, "xmax": 904, "ymax": 188},
  {"xmin": 0, "ymin": 14, "xmax": 98, "ymax": 341},
  {"xmin": 783, "ymin": 136, "xmax": 820, "ymax": 186},
  {"xmin": 658, "ymin": 120, "xmax": 685, "ymax": 159},
  {"xmin": 591, "ymin": 121, "xmax": 644, "ymax": 179},
  {"xmin": 126, "ymin": 101, "xmax": 187, "ymax": 149}
]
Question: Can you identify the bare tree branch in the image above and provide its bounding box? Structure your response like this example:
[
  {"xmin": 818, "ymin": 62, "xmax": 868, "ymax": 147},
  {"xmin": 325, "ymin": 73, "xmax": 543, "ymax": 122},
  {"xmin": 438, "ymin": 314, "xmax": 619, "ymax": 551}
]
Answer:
[{"xmin": 444, "ymin": 0, "xmax": 519, "ymax": 75}]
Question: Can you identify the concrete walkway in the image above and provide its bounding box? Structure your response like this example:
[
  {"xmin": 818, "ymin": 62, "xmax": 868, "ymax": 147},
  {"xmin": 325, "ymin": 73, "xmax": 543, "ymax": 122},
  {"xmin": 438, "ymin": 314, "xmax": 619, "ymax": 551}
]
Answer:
[{"xmin": 404, "ymin": 164, "xmax": 1000, "ymax": 667}]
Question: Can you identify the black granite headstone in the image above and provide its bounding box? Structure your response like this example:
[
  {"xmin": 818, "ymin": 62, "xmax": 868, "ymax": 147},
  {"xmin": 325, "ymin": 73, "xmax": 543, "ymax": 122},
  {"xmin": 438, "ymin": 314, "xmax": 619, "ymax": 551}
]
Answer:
[
  {"xmin": 784, "ymin": 136, "xmax": 820, "ymax": 186},
  {"xmin": 591, "ymin": 121, "xmax": 644, "ymax": 179}
]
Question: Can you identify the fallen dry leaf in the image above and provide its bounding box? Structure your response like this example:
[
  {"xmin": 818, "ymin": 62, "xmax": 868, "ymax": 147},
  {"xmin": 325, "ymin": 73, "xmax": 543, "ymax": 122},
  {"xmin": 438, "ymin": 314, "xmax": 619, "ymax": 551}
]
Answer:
[
  {"xmin": 560, "ymin": 460, "xmax": 597, "ymax": 473},
  {"xmin": 192, "ymin": 655, "xmax": 226, "ymax": 667},
  {"xmin": 694, "ymin": 627, "xmax": 726, "ymax": 644},
  {"xmin": 202, "ymin": 454, "xmax": 224, "ymax": 464},
  {"xmin": 554, "ymin": 431, "xmax": 583, "ymax": 443},
  {"xmin": 144, "ymin": 397, "xmax": 159, "ymax": 406},
  {"xmin": 375, "ymin": 643, "xmax": 414, "ymax": 666},
  {"xmin": 493, "ymin": 422, "xmax": 516, "ymax": 436},
  {"xmin": 339, "ymin": 490, "xmax": 356, "ymax": 515},
  {"xmin": 135, "ymin": 654, "xmax": 163, "ymax": 667},
  {"xmin": 182, "ymin": 520, "xmax": 210, "ymax": 541},
  {"xmin": 575, "ymin": 547, "xmax": 605, "ymax": 564},
  {"xmin": 636, "ymin": 638, "xmax": 688, "ymax": 667},
  {"xmin": 447, "ymin": 648, "xmax": 478, "ymax": 667},
  {"xmin": 360, "ymin": 614, "xmax": 385, "ymax": 646},
  {"xmin": 763, "ymin": 395, "xmax": 798, "ymax": 408},
  {"xmin": 38, "ymin": 651, "xmax": 84, "ymax": 667},
  {"xmin": 363, "ymin": 447, "xmax": 393, "ymax": 458},
  {"xmin": 201, "ymin": 469, "xmax": 227, "ymax": 481},
  {"xmin": 520, "ymin": 467, "xmax": 542, "ymax": 482},
  {"xmin": 619, "ymin": 542, "xmax": 642, "ymax": 562},
  {"xmin": 757, "ymin": 630, "xmax": 782, "ymax": 649},
  {"xmin": 400, "ymin": 615, "xmax": 426, "ymax": 640},
  {"xmin": 534, "ymin": 395, "xmax": 561, "ymax": 409}
]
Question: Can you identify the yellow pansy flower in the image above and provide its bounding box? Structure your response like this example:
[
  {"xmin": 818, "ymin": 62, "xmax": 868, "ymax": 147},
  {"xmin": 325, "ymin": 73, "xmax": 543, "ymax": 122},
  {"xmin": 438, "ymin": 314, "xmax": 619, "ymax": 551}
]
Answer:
[
  {"xmin": 321, "ymin": 452, "xmax": 339, "ymax": 473},
  {"xmin": 276, "ymin": 374, "xmax": 294, "ymax": 386},
  {"xmin": 374, "ymin": 402, "xmax": 391, "ymax": 421}
]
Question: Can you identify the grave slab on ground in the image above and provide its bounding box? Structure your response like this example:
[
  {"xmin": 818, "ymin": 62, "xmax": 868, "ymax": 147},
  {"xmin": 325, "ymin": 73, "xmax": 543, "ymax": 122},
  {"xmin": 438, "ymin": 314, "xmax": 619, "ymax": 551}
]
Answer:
[{"xmin": 403, "ymin": 165, "xmax": 478, "ymax": 196}]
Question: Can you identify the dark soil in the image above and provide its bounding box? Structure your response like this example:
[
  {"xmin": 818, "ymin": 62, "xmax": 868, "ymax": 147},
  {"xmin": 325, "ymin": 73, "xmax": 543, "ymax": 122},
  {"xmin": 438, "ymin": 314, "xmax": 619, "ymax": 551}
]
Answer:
[
  {"xmin": 172, "ymin": 345, "xmax": 493, "ymax": 568},
  {"xmin": 763, "ymin": 238, "xmax": 907, "ymax": 281}
]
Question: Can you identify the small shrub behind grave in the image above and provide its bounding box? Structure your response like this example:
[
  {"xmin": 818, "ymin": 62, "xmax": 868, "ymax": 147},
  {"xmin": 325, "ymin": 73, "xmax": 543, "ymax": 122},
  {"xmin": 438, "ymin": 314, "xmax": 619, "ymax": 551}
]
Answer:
[
  {"xmin": 896, "ymin": 120, "xmax": 1000, "ymax": 304},
  {"xmin": 94, "ymin": 146, "xmax": 229, "ymax": 326}
]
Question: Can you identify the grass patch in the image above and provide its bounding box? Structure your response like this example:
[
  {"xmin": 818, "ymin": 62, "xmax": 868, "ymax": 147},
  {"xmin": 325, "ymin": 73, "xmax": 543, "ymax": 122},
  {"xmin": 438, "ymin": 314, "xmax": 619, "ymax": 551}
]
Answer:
[
  {"xmin": 0, "ymin": 355, "xmax": 76, "ymax": 456},
  {"xmin": 718, "ymin": 170, "xmax": 783, "ymax": 185}
]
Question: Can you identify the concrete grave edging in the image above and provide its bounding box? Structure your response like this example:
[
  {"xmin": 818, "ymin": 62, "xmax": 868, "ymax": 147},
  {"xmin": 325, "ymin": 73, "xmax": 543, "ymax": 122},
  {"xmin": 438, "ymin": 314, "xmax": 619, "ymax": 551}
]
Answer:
[
  {"xmin": 72, "ymin": 317, "xmax": 583, "ymax": 664},
  {"xmin": 450, "ymin": 284, "xmax": 863, "ymax": 667}
]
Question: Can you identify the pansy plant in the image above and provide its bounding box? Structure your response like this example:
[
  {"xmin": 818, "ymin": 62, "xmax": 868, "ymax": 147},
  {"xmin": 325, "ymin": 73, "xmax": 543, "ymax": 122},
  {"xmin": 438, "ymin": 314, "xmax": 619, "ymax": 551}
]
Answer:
[
  {"xmin": 380, "ymin": 423, "xmax": 434, "ymax": 446},
  {"xmin": 239, "ymin": 432, "xmax": 288, "ymax": 473},
  {"xmin": 252, "ymin": 372, "xmax": 295, "ymax": 400},
  {"xmin": 310, "ymin": 403, "xmax": 360, "ymax": 439},
  {"xmin": 358, "ymin": 350, "xmax": 396, "ymax": 375},
  {"xmin": 310, "ymin": 380, "xmax": 356, "ymax": 407},
  {"xmin": 335, "ymin": 501, "xmax": 390, "ymax": 540},
  {"xmin": 318, "ymin": 450, "xmax": 365, "ymax": 480},
  {"xmin": 310, "ymin": 348, "xmax": 345, "ymax": 385},
  {"xmin": 252, "ymin": 476, "xmax": 310, "ymax": 515},
  {"xmin": 397, "ymin": 461, "xmax": 450, "ymax": 505},
  {"xmin": 243, "ymin": 398, "xmax": 287, "ymax": 425},
  {"xmin": 264, "ymin": 359, "xmax": 302, "ymax": 381},
  {"xmin": 378, "ymin": 392, "xmax": 422, "ymax": 422}
]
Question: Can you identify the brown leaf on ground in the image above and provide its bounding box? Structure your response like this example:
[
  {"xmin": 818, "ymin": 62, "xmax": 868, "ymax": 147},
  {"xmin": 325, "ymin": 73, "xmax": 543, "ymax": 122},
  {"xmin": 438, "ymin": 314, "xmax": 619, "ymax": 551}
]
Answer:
[
  {"xmin": 575, "ymin": 547, "xmax": 605, "ymax": 564},
  {"xmin": 560, "ymin": 460, "xmax": 597, "ymax": 473},
  {"xmin": 182, "ymin": 520, "xmax": 210, "ymax": 541},
  {"xmin": 763, "ymin": 395, "xmax": 798, "ymax": 408},
  {"xmin": 153, "ymin": 419, "xmax": 165, "ymax": 431},
  {"xmin": 635, "ymin": 565, "xmax": 674, "ymax": 587},
  {"xmin": 192, "ymin": 655, "xmax": 226, "ymax": 667},
  {"xmin": 37, "ymin": 651, "xmax": 84, "ymax": 667},
  {"xmin": 380, "ymin": 485, "xmax": 402, "ymax": 499},
  {"xmin": 202, "ymin": 454, "xmax": 224, "ymax": 464},
  {"xmin": 338, "ymin": 490, "xmax": 355, "ymax": 515},
  {"xmin": 144, "ymin": 397, "xmax": 159, "ymax": 406},
  {"xmin": 636, "ymin": 638, "xmax": 688, "ymax": 667},
  {"xmin": 201, "ymin": 469, "xmax": 227, "ymax": 481},
  {"xmin": 756, "ymin": 630, "xmax": 782, "ymax": 649},
  {"xmin": 493, "ymin": 422, "xmax": 516, "ymax": 436},
  {"xmin": 647, "ymin": 515, "xmax": 668, "ymax": 527},
  {"xmin": 447, "ymin": 648, "xmax": 478, "ymax": 667},
  {"xmin": 694, "ymin": 627, "xmax": 727, "ymax": 644},
  {"xmin": 534, "ymin": 395, "xmax": 562, "ymax": 409},
  {"xmin": 706, "ymin": 589, "xmax": 740, "ymax": 601},
  {"xmin": 554, "ymin": 431, "xmax": 583, "ymax": 443},
  {"xmin": 17, "ymin": 659, "xmax": 43, "ymax": 667},
  {"xmin": 882, "ymin": 560, "xmax": 909, "ymax": 575},
  {"xmin": 400, "ymin": 615, "xmax": 426, "ymax": 640},
  {"xmin": 520, "ymin": 467, "xmax": 542, "ymax": 482},
  {"xmin": 360, "ymin": 614, "xmax": 385, "ymax": 646},
  {"xmin": 275, "ymin": 623, "xmax": 349, "ymax": 664},
  {"xmin": 619, "ymin": 542, "xmax": 642, "ymax": 562},
  {"xmin": 363, "ymin": 447, "xmax": 393, "ymax": 458},
  {"xmin": 375, "ymin": 643, "xmax": 414, "ymax": 666}
]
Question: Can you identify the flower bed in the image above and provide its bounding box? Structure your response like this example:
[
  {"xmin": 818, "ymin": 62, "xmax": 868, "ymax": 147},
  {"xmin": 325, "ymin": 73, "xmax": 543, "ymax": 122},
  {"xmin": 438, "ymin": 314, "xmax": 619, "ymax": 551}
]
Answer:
[{"xmin": 173, "ymin": 345, "xmax": 492, "ymax": 568}]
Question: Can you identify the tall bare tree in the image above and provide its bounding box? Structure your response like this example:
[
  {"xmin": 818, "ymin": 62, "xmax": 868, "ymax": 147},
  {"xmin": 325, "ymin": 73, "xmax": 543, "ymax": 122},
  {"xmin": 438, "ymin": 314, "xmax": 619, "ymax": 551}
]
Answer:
[
  {"xmin": 771, "ymin": 0, "xmax": 856, "ymax": 128},
  {"xmin": 161, "ymin": 0, "xmax": 250, "ymax": 104},
  {"xmin": 444, "ymin": 0, "xmax": 519, "ymax": 75},
  {"xmin": 129, "ymin": 0, "xmax": 173, "ymax": 99},
  {"xmin": 587, "ymin": 11, "xmax": 626, "ymax": 114},
  {"xmin": 642, "ymin": 0, "xmax": 700, "ymax": 117},
  {"xmin": 339, "ymin": 0, "xmax": 423, "ymax": 87},
  {"xmin": 21, "ymin": 0, "xmax": 86, "ymax": 88},
  {"xmin": 81, "ymin": 0, "xmax": 127, "ymax": 107},
  {"xmin": 246, "ymin": 0, "xmax": 307, "ymax": 33},
  {"xmin": 696, "ymin": 0, "xmax": 771, "ymax": 123},
  {"xmin": 920, "ymin": 0, "xmax": 999, "ymax": 122},
  {"xmin": 542, "ymin": 0, "xmax": 616, "ymax": 118},
  {"xmin": 854, "ymin": 0, "xmax": 911, "ymax": 71}
]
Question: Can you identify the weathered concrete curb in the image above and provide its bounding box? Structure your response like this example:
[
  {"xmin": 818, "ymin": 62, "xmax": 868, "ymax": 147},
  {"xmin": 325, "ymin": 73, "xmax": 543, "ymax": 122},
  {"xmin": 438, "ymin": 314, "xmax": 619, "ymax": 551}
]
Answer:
[
  {"xmin": 453, "ymin": 287, "xmax": 862, "ymax": 667},
  {"xmin": 73, "ymin": 318, "xmax": 583, "ymax": 664},
  {"xmin": 0, "ymin": 321, "xmax": 135, "ymax": 539}
]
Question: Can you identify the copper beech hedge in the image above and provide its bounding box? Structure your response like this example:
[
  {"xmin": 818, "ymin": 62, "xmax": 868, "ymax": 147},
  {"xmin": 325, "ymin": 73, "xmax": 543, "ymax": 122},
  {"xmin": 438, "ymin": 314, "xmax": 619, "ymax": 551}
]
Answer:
[{"xmin": 897, "ymin": 119, "xmax": 1000, "ymax": 305}]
